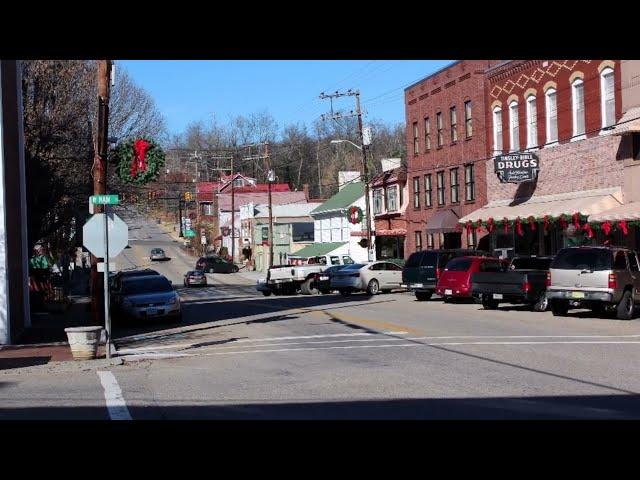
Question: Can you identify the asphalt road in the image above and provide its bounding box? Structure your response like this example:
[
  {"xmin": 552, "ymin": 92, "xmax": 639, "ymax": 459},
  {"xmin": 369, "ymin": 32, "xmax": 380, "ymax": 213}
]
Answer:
[{"xmin": 3, "ymin": 212, "xmax": 640, "ymax": 419}]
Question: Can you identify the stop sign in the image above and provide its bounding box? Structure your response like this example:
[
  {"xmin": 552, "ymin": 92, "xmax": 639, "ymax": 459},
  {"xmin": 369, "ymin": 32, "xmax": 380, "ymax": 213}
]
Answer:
[{"xmin": 83, "ymin": 213, "xmax": 129, "ymax": 258}]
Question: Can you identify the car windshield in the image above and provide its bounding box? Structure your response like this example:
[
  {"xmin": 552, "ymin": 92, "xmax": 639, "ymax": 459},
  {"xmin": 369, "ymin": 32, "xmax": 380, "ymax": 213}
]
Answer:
[
  {"xmin": 551, "ymin": 248, "xmax": 613, "ymax": 271},
  {"xmin": 511, "ymin": 257, "xmax": 553, "ymax": 270},
  {"xmin": 122, "ymin": 277, "xmax": 173, "ymax": 294},
  {"xmin": 151, "ymin": 249, "xmax": 163, "ymax": 254},
  {"xmin": 445, "ymin": 257, "xmax": 472, "ymax": 272}
]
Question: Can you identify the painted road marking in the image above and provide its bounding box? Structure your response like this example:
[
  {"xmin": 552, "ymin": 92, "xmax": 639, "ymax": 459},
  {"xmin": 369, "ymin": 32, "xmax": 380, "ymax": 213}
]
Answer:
[{"xmin": 97, "ymin": 371, "xmax": 132, "ymax": 421}]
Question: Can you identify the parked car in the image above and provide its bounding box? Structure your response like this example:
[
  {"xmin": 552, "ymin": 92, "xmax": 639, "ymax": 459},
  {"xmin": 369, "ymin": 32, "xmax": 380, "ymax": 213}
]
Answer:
[
  {"xmin": 312, "ymin": 264, "xmax": 349, "ymax": 294},
  {"xmin": 111, "ymin": 274, "xmax": 182, "ymax": 323},
  {"xmin": 183, "ymin": 270, "xmax": 207, "ymax": 287},
  {"xmin": 546, "ymin": 246, "xmax": 640, "ymax": 320},
  {"xmin": 110, "ymin": 269, "xmax": 160, "ymax": 292},
  {"xmin": 402, "ymin": 249, "xmax": 489, "ymax": 301},
  {"xmin": 266, "ymin": 255, "xmax": 355, "ymax": 295},
  {"xmin": 436, "ymin": 256, "xmax": 504, "ymax": 301},
  {"xmin": 196, "ymin": 256, "xmax": 239, "ymax": 273},
  {"xmin": 150, "ymin": 248, "xmax": 167, "ymax": 261},
  {"xmin": 331, "ymin": 261, "xmax": 404, "ymax": 296},
  {"xmin": 471, "ymin": 256, "xmax": 553, "ymax": 311}
]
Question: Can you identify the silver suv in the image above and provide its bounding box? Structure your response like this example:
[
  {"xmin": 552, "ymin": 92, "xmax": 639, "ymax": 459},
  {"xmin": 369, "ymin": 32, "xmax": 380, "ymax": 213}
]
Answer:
[{"xmin": 547, "ymin": 246, "xmax": 640, "ymax": 320}]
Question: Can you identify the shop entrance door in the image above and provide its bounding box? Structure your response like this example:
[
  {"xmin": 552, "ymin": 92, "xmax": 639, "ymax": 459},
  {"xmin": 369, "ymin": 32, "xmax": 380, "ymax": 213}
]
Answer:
[{"xmin": 442, "ymin": 232, "xmax": 461, "ymax": 249}]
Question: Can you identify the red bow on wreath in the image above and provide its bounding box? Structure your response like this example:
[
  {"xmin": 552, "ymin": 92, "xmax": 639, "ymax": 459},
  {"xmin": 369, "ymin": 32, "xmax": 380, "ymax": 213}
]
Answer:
[
  {"xmin": 559, "ymin": 214, "xmax": 568, "ymax": 230},
  {"xmin": 515, "ymin": 217, "xmax": 524, "ymax": 236},
  {"xmin": 528, "ymin": 216, "xmax": 536, "ymax": 231},
  {"xmin": 486, "ymin": 217, "xmax": 495, "ymax": 233},
  {"xmin": 602, "ymin": 221, "xmax": 612, "ymax": 236},
  {"xmin": 543, "ymin": 215, "xmax": 551, "ymax": 231},
  {"xmin": 476, "ymin": 219, "xmax": 483, "ymax": 234},
  {"xmin": 618, "ymin": 220, "xmax": 629, "ymax": 236},
  {"xmin": 466, "ymin": 221, "xmax": 473, "ymax": 235},
  {"xmin": 572, "ymin": 212, "xmax": 581, "ymax": 229},
  {"xmin": 582, "ymin": 223, "xmax": 594, "ymax": 238},
  {"xmin": 503, "ymin": 217, "xmax": 509, "ymax": 234},
  {"xmin": 131, "ymin": 139, "xmax": 151, "ymax": 178}
]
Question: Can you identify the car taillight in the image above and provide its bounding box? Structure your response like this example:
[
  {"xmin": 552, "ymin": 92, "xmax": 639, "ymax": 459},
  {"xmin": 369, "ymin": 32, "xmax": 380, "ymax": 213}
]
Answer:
[
  {"xmin": 523, "ymin": 281, "xmax": 531, "ymax": 293},
  {"xmin": 608, "ymin": 273, "xmax": 617, "ymax": 289},
  {"xmin": 545, "ymin": 272, "xmax": 551, "ymax": 287}
]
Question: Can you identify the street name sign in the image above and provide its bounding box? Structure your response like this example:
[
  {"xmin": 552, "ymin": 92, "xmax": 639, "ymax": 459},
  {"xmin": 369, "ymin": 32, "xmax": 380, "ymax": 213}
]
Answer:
[
  {"xmin": 91, "ymin": 194, "xmax": 120, "ymax": 205},
  {"xmin": 83, "ymin": 213, "xmax": 129, "ymax": 258}
]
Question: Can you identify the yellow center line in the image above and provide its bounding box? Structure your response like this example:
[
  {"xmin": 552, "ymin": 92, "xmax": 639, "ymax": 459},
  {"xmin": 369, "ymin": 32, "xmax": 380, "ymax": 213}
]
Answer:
[{"xmin": 311, "ymin": 309, "xmax": 423, "ymax": 336}]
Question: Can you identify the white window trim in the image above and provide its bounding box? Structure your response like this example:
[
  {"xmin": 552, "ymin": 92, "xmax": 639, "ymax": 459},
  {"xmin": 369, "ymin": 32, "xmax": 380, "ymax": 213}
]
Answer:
[
  {"xmin": 600, "ymin": 67, "xmax": 615, "ymax": 131},
  {"xmin": 493, "ymin": 106, "xmax": 502, "ymax": 156},
  {"xmin": 509, "ymin": 101, "xmax": 519, "ymax": 153},
  {"xmin": 526, "ymin": 95, "xmax": 537, "ymax": 149},
  {"xmin": 386, "ymin": 185, "xmax": 399, "ymax": 213},
  {"xmin": 545, "ymin": 88, "xmax": 558, "ymax": 147},
  {"xmin": 373, "ymin": 188, "xmax": 384, "ymax": 215},
  {"xmin": 571, "ymin": 78, "xmax": 586, "ymax": 142}
]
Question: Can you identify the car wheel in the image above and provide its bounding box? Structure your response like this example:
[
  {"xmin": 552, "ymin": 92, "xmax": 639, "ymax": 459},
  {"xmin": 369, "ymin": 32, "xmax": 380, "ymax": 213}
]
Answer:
[
  {"xmin": 233, "ymin": 266, "xmax": 239, "ymax": 273},
  {"xmin": 366, "ymin": 279, "xmax": 380, "ymax": 296},
  {"xmin": 616, "ymin": 290, "xmax": 634, "ymax": 320},
  {"xmin": 301, "ymin": 278, "xmax": 319, "ymax": 295},
  {"xmin": 532, "ymin": 291, "xmax": 549, "ymax": 312},
  {"xmin": 482, "ymin": 294, "xmax": 499, "ymax": 310},
  {"xmin": 551, "ymin": 300, "xmax": 569, "ymax": 317},
  {"xmin": 262, "ymin": 291, "xmax": 272, "ymax": 297},
  {"xmin": 339, "ymin": 289, "xmax": 351, "ymax": 297},
  {"xmin": 415, "ymin": 292, "xmax": 432, "ymax": 301}
]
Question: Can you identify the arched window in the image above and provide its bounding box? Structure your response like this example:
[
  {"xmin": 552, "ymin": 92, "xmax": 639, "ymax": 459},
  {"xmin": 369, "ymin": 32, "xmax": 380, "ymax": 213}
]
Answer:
[
  {"xmin": 545, "ymin": 88, "xmax": 558, "ymax": 144},
  {"xmin": 509, "ymin": 100, "xmax": 519, "ymax": 152},
  {"xmin": 601, "ymin": 67, "xmax": 615, "ymax": 128},
  {"xmin": 526, "ymin": 95, "xmax": 537, "ymax": 148},
  {"xmin": 493, "ymin": 106, "xmax": 502, "ymax": 155},
  {"xmin": 572, "ymin": 78, "xmax": 586, "ymax": 139}
]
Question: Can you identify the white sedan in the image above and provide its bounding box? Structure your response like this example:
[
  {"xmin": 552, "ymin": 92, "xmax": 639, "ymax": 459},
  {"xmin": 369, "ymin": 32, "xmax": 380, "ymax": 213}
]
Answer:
[{"xmin": 330, "ymin": 261, "xmax": 405, "ymax": 296}]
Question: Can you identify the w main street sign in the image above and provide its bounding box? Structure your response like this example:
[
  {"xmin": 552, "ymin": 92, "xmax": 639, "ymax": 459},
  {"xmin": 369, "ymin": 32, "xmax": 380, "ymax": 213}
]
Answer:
[
  {"xmin": 83, "ymin": 213, "xmax": 129, "ymax": 258},
  {"xmin": 494, "ymin": 153, "xmax": 540, "ymax": 183}
]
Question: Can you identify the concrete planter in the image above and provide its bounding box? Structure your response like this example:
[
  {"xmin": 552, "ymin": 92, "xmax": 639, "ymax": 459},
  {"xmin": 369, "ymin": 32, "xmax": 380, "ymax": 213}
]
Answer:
[{"xmin": 64, "ymin": 326, "xmax": 103, "ymax": 360}]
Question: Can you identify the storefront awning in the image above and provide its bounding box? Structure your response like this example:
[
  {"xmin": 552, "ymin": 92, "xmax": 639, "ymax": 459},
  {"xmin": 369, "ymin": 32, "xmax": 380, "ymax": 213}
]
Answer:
[
  {"xmin": 425, "ymin": 209, "xmax": 460, "ymax": 233},
  {"xmin": 588, "ymin": 201, "xmax": 640, "ymax": 222},
  {"xmin": 601, "ymin": 106, "xmax": 640, "ymax": 136},
  {"xmin": 459, "ymin": 187, "xmax": 623, "ymax": 223}
]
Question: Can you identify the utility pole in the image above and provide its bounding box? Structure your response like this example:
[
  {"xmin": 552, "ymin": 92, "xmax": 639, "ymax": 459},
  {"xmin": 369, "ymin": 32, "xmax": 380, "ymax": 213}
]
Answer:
[
  {"xmin": 91, "ymin": 60, "xmax": 112, "ymax": 328},
  {"xmin": 231, "ymin": 152, "xmax": 235, "ymax": 264},
  {"xmin": 320, "ymin": 89, "xmax": 373, "ymax": 261},
  {"xmin": 266, "ymin": 142, "xmax": 274, "ymax": 268}
]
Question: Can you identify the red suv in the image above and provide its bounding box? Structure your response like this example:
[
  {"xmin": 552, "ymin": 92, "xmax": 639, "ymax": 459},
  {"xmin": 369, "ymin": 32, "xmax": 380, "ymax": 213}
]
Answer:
[{"xmin": 436, "ymin": 256, "xmax": 503, "ymax": 301}]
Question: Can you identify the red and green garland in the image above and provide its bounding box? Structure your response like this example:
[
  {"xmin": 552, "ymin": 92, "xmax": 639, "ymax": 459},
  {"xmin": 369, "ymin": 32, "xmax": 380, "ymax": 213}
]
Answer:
[
  {"xmin": 113, "ymin": 137, "xmax": 165, "ymax": 185},
  {"xmin": 462, "ymin": 213, "xmax": 640, "ymax": 237},
  {"xmin": 346, "ymin": 206, "xmax": 364, "ymax": 225}
]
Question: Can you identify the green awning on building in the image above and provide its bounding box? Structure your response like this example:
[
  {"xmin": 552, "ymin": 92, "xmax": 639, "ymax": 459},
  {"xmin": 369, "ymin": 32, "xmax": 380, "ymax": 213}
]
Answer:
[{"xmin": 290, "ymin": 242, "xmax": 347, "ymax": 258}]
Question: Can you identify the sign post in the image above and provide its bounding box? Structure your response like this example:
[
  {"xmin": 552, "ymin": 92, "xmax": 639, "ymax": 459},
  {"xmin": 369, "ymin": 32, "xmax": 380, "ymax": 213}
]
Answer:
[{"xmin": 102, "ymin": 205, "xmax": 111, "ymax": 358}]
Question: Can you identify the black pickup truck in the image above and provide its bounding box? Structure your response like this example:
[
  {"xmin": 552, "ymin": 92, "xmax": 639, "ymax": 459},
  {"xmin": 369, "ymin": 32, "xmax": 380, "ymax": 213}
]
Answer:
[{"xmin": 471, "ymin": 256, "xmax": 553, "ymax": 311}]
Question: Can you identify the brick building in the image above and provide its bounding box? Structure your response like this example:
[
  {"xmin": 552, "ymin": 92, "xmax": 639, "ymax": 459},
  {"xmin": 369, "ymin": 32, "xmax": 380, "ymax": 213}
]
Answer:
[
  {"xmin": 404, "ymin": 60, "xmax": 502, "ymax": 255},
  {"xmin": 370, "ymin": 158, "xmax": 407, "ymax": 260},
  {"xmin": 460, "ymin": 60, "xmax": 630, "ymax": 257}
]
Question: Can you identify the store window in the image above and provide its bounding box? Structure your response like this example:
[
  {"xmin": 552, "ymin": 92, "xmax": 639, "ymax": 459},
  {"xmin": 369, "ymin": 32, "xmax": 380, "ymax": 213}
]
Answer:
[
  {"xmin": 572, "ymin": 78, "xmax": 586, "ymax": 138},
  {"xmin": 201, "ymin": 202, "xmax": 213, "ymax": 215},
  {"xmin": 413, "ymin": 122, "xmax": 419, "ymax": 154},
  {"xmin": 465, "ymin": 100, "xmax": 472, "ymax": 138},
  {"xmin": 450, "ymin": 106, "xmax": 458, "ymax": 143},
  {"xmin": 493, "ymin": 106, "xmax": 503, "ymax": 155},
  {"xmin": 437, "ymin": 171, "xmax": 445, "ymax": 206},
  {"xmin": 292, "ymin": 223, "xmax": 314, "ymax": 242},
  {"xmin": 373, "ymin": 189, "xmax": 384, "ymax": 215},
  {"xmin": 415, "ymin": 231, "xmax": 423, "ymax": 251},
  {"xmin": 427, "ymin": 233, "xmax": 434, "ymax": 250},
  {"xmin": 424, "ymin": 174, "xmax": 432, "ymax": 207},
  {"xmin": 465, "ymin": 164, "xmax": 475, "ymax": 201},
  {"xmin": 413, "ymin": 177, "xmax": 420, "ymax": 209},
  {"xmin": 509, "ymin": 100, "xmax": 519, "ymax": 152},
  {"xmin": 437, "ymin": 112, "xmax": 444, "ymax": 147},
  {"xmin": 450, "ymin": 168, "xmax": 459, "ymax": 204},
  {"xmin": 601, "ymin": 67, "xmax": 615, "ymax": 129},
  {"xmin": 424, "ymin": 117, "xmax": 431, "ymax": 151},
  {"xmin": 526, "ymin": 95, "xmax": 537, "ymax": 148},
  {"xmin": 546, "ymin": 88, "xmax": 558, "ymax": 144}
]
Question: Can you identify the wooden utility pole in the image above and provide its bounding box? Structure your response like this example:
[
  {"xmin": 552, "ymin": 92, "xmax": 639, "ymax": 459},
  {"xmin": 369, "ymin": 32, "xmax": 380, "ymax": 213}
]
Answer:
[{"xmin": 91, "ymin": 60, "xmax": 112, "ymax": 325}]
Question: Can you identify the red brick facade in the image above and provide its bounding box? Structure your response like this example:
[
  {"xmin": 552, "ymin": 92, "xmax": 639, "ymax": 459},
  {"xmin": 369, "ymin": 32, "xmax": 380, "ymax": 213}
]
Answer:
[{"xmin": 404, "ymin": 60, "xmax": 501, "ymax": 255}]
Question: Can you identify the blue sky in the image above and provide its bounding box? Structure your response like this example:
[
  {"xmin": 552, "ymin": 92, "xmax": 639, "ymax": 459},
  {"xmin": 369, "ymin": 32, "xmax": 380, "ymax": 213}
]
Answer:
[{"xmin": 118, "ymin": 60, "xmax": 454, "ymax": 137}]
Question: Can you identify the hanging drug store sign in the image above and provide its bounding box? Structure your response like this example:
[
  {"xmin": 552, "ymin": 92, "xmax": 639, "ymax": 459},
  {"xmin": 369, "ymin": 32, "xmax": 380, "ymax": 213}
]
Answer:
[{"xmin": 494, "ymin": 153, "xmax": 540, "ymax": 183}]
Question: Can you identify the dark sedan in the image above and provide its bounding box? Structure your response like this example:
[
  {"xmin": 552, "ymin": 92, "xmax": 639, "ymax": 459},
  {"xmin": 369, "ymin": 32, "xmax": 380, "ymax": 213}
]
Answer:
[
  {"xmin": 184, "ymin": 270, "xmax": 207, "ymax": 287},
  {"xmin": 312, "ymin": 265, "xmax": 348, "ymax": 294},
  {"xmin": 195, "ymin": 256, "xmax": 239, "ymax": 274}
]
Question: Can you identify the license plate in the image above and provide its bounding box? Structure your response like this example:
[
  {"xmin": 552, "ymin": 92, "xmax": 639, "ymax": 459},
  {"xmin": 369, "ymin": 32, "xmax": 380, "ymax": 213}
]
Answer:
[
  {"xmin": 320, "ymin": 276, "xmax": 329, "ymax": 280},
  {"xmin": 571, "ymin": 291, "xmax": 585, "ymax": 299},
  {"xmin": 147, "ymin": 308, "xmax": 158, "ymax": 315},
  {"xmin": 413, "ymin": 283, "xmax": 423, "ymax": 288},
  {"xmin": 493, "ymin": 293, "xmax": 503, "ymax": 300},
  {"xmin": 445, "ymin": 289, "xmax": 453, "ymax": 295}
]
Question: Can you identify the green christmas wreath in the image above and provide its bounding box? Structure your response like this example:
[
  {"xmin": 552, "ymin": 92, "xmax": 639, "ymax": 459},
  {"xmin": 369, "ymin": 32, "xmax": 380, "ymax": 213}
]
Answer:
[
  {"xmin": 113, "ymin": 137, "xmax": 165, "ymax": 185},
  {"xmin": 346, "ymin": 206, "xmax": 364, "ymax": 225}
]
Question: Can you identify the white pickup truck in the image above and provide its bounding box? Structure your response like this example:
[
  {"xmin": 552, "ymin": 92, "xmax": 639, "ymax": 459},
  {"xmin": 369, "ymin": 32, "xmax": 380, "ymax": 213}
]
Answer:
[{"xmin": 265, "ymin": 254, "xmax": 355, "ymax": 295}]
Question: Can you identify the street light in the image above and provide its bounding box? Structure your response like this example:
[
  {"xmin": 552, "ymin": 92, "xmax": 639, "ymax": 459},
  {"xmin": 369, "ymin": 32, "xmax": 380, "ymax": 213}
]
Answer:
[{"xmin": 330, "ymin": 138, "xmax": 373, "ymax": 262}]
